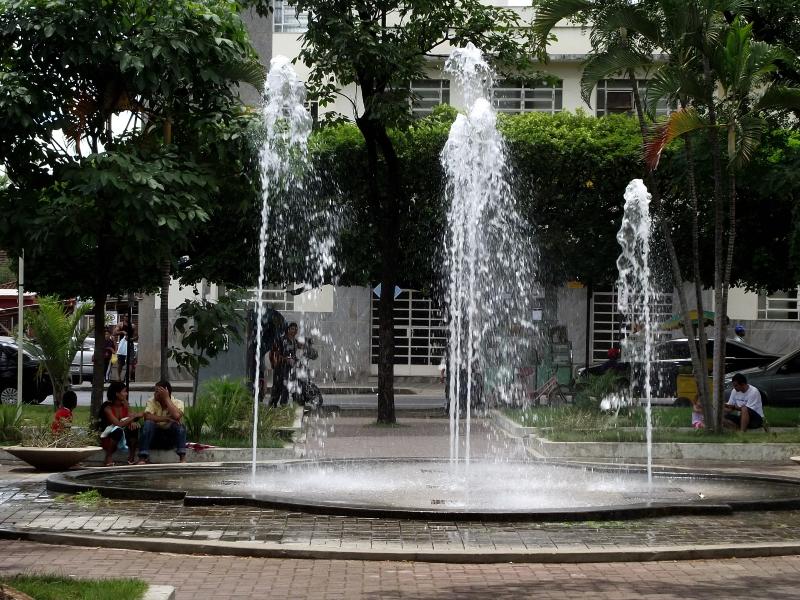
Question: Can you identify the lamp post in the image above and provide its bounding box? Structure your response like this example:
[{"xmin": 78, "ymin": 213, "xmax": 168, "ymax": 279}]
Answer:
[{"xmin": 16, "ymin": 251, "xmax": 23, "ymax": 418}]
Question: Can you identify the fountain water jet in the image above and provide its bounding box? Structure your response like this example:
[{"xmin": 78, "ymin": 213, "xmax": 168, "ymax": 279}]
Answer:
[
  {"xmin": 253, "ymin": 56, "xmax": 313, "ymax": 477},
  {"xmin": 616, "ymin": 179, "xmax": 656, "ymax": 482},
  {"xmin": 442, "ymin": 43, "xmax": 539, "ymax": 463}
]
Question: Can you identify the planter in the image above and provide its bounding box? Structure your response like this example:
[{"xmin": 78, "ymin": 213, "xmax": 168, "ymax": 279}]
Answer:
[{"xmin": 2, "ymin": 446, "xmax": 102, "ymax": 471}]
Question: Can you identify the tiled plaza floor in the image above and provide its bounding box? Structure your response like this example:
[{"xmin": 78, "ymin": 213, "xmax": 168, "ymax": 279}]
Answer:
[
  {"xmin": 2, "ymin": 414, "xmax": 800, "ymax": 597},
  {"xmin": 2, "ymin": 538, "xmax": 800, "ymax": 599}
]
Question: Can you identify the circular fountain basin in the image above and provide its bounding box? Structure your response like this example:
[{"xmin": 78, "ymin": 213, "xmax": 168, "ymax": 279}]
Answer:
[{"xmin": 47, "ymin": 458, "xmax": 800, "ymax": 521}]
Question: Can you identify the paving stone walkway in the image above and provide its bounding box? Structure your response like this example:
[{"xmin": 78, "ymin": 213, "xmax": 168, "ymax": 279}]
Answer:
[
  {"xmin": 2, "ymin": 414, "xmax": 800, "ymax": 597},
  {"xmin": 2, "ymin": 538, "xmax": 800, "ymax": 599}
]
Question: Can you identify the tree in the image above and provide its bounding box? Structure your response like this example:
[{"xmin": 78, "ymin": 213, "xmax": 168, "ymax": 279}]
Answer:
[
  {"xmin": 169, "ymin": 291, "xmax": 246, "ymax": 404},
  {"xmin": 293, "ymin": 0, "xmax": 531, "ymax": 423},
  {"xmin": 23, "ymin": 296, "xmax": 93, "ymax": 409},
  {"xmin": 0, "ymin": 0, "xmax": 266, "ymax": 414},
  {"xmin": 534, "ymin": 0, "xmax": 800, "ymax": 431}
]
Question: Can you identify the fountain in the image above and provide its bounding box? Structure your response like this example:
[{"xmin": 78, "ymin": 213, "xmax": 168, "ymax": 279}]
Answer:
[
  {"xmin": 45, "ymin": 49, "xmax": 800, "ymax": 522},
  {"xmin": 616, "ymin": 179, "xmax": 657, "ymax": 482}
]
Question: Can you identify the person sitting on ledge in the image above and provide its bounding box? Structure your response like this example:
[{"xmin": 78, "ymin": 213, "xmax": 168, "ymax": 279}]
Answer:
[
  {"xmin": 723, "ymin": 373, "xmax": 765, "ymax": 432},
  {"xmin": 136, "ymin": 380, "xmax": 187, "ymax": 465},
  {"xmin": 99, "ymin": 381, "xmax": 142, "ymax": 466}
]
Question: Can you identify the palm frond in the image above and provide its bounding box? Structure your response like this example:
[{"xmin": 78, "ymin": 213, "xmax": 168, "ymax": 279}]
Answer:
[
  {"xmin": 223, "ymin": 58, "xmax": 267, "ymax": 93},
  {"xmin": 754, "ymin": 85, "xmax": 800, "ymax": 112},
  {"xmin": 603, "ymin": 6, "xmax": 660, "ymax": 43},
  {"xmin": 580, "ymin": 46, "xmax": 651, "ymax": 106},
  {"xmin": 731, "ymin": 114, "xmax": 765, "ymax": 169},
  {"xmin": 531, "ymin": 0, "xmax": 592, "ymax": 54},
  {"xmin": 644, "ymin": 65, "xmax": 706, "ymax": 119},
  {"xmin": 644, "ymin": 107, "xmax": 710, "ymax": 170}
]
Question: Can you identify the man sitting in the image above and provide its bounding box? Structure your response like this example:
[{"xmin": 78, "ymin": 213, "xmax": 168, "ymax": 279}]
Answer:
[
  {"xmin": 723, "ymin": 373, "xmax": 765, "ymax": 431},
  {"xmin": 137, "ymin": 380, "xmax": 187, "ymax": 464}
]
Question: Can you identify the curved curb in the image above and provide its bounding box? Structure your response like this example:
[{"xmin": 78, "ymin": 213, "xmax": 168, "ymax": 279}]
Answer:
[{"xmin": 1, "ymin": 528, "xmax": 800, "ymax": 564}]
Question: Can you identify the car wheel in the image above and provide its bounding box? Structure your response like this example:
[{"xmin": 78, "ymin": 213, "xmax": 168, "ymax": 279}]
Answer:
[{"xmin": 0, "ymin": 384, "xmax": 19, "ymax": 405}]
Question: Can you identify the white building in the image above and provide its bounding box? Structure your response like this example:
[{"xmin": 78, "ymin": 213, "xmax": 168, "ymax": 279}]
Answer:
[{"xmin": 136, "ymin": 2, "xmax": 800, "ymax": 382}]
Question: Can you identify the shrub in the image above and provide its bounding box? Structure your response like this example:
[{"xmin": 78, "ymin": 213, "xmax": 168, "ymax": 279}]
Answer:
[
  {"xmin": 0, "ymin": 405, "xmax": 22, "ymax": 443},
  {"xmin": 182, "ymin": 403, "xmax": 211, "ymax": 442},
  {"xmin": 196, "ymin": 377, "xmax": 251, "ymax": 438},
  {"xmin": 573, "ymin": 371, "xmax": 627, "ymax": 410}
]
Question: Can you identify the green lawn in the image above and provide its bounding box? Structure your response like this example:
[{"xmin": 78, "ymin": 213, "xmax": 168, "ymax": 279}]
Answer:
[
  {"xmin": 1, "ymin": 575, "xmax": 147, "ymax": 600},
  {"xmin": 504, "ymin": 405, "xmax": 800, "ymax": 443}
]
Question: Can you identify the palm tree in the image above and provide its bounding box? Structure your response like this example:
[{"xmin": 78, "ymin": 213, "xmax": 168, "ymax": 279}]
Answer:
[
  {"xmin": 645, "ymin": 16, "xmax": 800, "ymax": 427},
  {"xmin": 532, "ymin": 0, "xmax": 716, "ymax": 423},
  {"xmin": 24, "ymin": 296, "xmax": 93, "ymax": 409},
  {"xmin": 533, "ymin": 1, "xmax": 800, "ymax": 431}
]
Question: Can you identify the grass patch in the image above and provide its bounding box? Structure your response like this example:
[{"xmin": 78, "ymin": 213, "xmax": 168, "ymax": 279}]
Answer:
[
  {"xmin": 505, "ymin": 406, "xmax": 800, "ymax": 430},
  {"xmin": 547, "ymin": 430, "xmax": 800, "ymax": 443},
  {"xmin": 0, "ymin": 574, "xmax": 147, "ymax": 600},
  {"xmin": 504, "ymin": 405, "xmax": 800, "ymax": 443}
]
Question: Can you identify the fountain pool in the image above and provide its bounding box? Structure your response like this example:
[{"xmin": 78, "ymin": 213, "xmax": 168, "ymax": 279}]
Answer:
[{"xmin": 47, "ymin": 459, "xmax": 800, "ymax": 521}]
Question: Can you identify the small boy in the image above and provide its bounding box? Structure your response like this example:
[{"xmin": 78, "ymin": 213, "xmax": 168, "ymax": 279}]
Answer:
[{"xmin": 52, "ymin": 390, "xmax": 78, "ymax": 434}]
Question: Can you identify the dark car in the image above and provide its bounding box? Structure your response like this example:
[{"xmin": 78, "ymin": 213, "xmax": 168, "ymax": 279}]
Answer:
[
  {"xmin": 0, "ymin": 337, "xmax": 53, "ymax": 404},
  {"xmin": 725, "ymin": 347, "xmax": 800, "ymax": 407},
  {"xmin": 581, "ymin": 338, "xmax": 780, "ymax": 400}
]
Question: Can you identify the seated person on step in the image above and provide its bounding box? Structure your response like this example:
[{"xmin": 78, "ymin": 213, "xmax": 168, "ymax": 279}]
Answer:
[{"xmin": 137, "ymin": 380, "xmax": 187, "ymax": 464}]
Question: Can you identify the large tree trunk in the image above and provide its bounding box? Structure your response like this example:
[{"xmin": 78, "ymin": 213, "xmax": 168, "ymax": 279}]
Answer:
[
  {"xmin": 90, "ymin": 291, "xmax": 107, "ymax": 417},
  {"xmin": 683, "ymin": 133, "xmax": 711, "ymax": 412},
  {"xmin": 356, "ymin": 108, "xmax": 402, "ymax": 424},
  {"xmin": 160, "ymin": 257, "xmax": 170, "ymax": 381},
  {"xmin": 703, "ymin": 56, "xmax": 727, "ymax": 434}
]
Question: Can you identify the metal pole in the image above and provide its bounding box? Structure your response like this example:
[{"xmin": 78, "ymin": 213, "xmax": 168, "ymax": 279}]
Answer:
[
  {"xmin": 16, "ymin": 252, "xmax": 24, "ymax": 417},
  {"xmin": 125, "ymin": 291, "xmax": 133, "ymax": 390}
]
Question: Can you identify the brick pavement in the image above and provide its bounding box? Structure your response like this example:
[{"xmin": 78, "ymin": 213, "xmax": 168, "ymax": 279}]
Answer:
[
  {"xmin": 3, "ymin": 414, "xmax": 800, "ymax": 597},
  {"xmin": 1, "ymin": 539, "xmax": 800, "ymax": 599}
]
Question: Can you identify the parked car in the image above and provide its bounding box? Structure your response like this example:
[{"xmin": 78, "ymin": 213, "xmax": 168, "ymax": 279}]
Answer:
[
  {"xmin": 580, "ymin": 338, "xmax": 780, "ymax": 402},
  {"xmin": 70, "ymin": 337, "xmax": 94, "ymax": 384},
  {"xmin": 0, "ymin": 337, "xmax": 53, "ymax": 404},
  {"xmin": 725, "ymin": 347, "xmax": 800, "ymax": 407}
]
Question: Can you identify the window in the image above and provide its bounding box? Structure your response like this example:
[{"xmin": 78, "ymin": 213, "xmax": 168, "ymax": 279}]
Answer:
[
  {"xmin": 249, "ymin": 287, "xmax": 295, "ymax": 312},
  {"xmin": 273, "ymin": 0, "xmax": 308, "ymax": 33},
  {"xmin": 596, "ymin": 79, "xmax": 671, "ymax": 117},
  {"xmin": 410, "ymin": 79, "xmax": 450, "ymax": 118},
  {"xmin": 492, "ymin": 79, "xmax": 563, "ymax": 114},
  {"xmin": 758, "ymin": 288, "xmax": 800, "ymax": 320}
]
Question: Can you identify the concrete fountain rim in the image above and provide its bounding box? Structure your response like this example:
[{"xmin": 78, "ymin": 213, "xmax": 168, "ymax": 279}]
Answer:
[{"xmin": 45, "ymin": 457, "xmax": 800, "ymax": 522}]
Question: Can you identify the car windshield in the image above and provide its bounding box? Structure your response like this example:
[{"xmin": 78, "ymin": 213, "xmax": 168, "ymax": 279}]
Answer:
[{"xmin": 764, "ymin": 348, "xmax": 800, "ymax": 371}]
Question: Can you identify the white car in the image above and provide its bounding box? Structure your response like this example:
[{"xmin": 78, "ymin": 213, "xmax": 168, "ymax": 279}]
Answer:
[{"xmin": 70, "ymin": 337, "xmax": 94, "ymax": 383}]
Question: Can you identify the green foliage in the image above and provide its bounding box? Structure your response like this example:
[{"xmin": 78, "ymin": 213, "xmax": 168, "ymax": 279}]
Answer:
[
  {"xmin": 573, "ymin": 371, "xmax": 627, "ymax": 410},
  {"xmin": 71, "ymin": 489, "xmax": 106, "ymax": 507},
  {"xmin": 0, "ymin": 574, "xmax": 146, "ymax": 600},
  {"xmin": 169, "ymin": 291, "xmax": 247, "ymax": 384},
  {"xmin": 23, "ymin": 296, "xmax": 93, "ymax": 407},
  {"xmin": 196, "ymin": 377, "xmax": 251, "ymax": 439},
  {"xmin": 0, "ymin": 0, "xmax": 264, "ymax": 301},
  {"xmin": 182, "ymin": 403, "xmax": 211, "ymax": 443},
  {"xmin": 0, "ymin": 405, "xmax": 22, "ymax": 443}
]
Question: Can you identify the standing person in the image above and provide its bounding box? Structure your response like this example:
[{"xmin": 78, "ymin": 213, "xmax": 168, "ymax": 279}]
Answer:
[
  {"xmin": 137, "ymin": 381, "xmax": 187, "ymax": 464},
  {"xmin": 116, "ymin": 331, "xmax": 128, "ymax": 382},
  {"xmin": 99, "ymin": 381, "xmax": 142, "ymax": 466},
  {"xmin": 724, "ymin": 373, "xmax": 765, "ymax": 431},
  {"xmin": 270, "ymin": 322, "xmax": 303, "ymax": 407},
  {"xmin": 103, "ymin": 330, "xmax": 116, "ymax": 383}
]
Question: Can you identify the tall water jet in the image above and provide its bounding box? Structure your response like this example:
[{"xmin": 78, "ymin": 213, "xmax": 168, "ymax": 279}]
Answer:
[
  {"xmin": 616, "ymin": 179, "xmax": 656, "ymax": 483},
  {"xmin": 442, "ymin": 43, "xmax": 539, "ymax": 463},
  {"xmin": 253, "ymin": 56, "xmax": 313, "ymax": 477}
]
